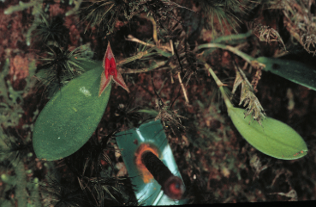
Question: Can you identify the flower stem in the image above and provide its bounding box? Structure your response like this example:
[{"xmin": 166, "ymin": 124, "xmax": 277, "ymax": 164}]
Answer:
[
  {"xmin": 198, "ymin": 43, "xmax": 255, "ymax": 63},
  {"xmin": 204, "ymin": 63, "xmax": 233, "ymax": 110}
]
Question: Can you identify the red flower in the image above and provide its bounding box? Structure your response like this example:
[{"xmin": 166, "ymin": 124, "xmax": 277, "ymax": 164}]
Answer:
[{"xmin": 99, "ymin": 43, "xmax": 130, "ymax": 96}]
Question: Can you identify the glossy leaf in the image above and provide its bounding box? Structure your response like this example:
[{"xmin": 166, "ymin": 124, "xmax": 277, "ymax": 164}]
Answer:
[
  {"xmin": 257, "ymin": 57, "xmax": 316, "ymax": 91},
  {"xmin": 228, "ymin": 107, "xmax": 308, "ymax": 160},
  {"xmin": 33, "ymin": 66, "xmax": 111, "ymax": 161},
  {"xmin": 69, "ymin": 58, "xmax": 102, "ymax": 72}
]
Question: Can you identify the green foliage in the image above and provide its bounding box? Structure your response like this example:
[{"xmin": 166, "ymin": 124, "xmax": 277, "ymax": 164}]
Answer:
[
  {"xmin": 0, "ymin": 58, "xmax": 35, "ymax": 156},
  {"xmin": 257, "ymin": 57, "xmax": 316, "ymax": 91},
  {"xmin": 0, "ymin": 58, "xmax": 40, "ymax": 207},
  {"xmin": 198, "ymin": 0, "xmax": 247, "ymax": 36},
  {"xmin": 4, "ymin": 0, "xmax": 39, "ymax": 15},
  {"xmin": 36, "ymin": 45, "xmax": 94, "ymax": 98},
  {"xmin": 33, "ymin": 65, "xmax": 111, "ymax": 161},
  {"xmin": 14, "ymin": 161, "xmax": 28, "ymax": 207},
  {"xmin": 4, "ymin": 0, "xmax": 44, "ymax": 46},
  {"xmin": 0, "ymin": 59, "xmax": 23, "ymax": 129},
  {"xmin": 205, "ymin": 63, "xmax": 308, "ymax": 160},
  {"xmin": 80, "ymin": 0, "xmax": 130, "ymax": 34},
  {"xmin": 3, "ymin": 0, "xmax": 316, "ymax": 205},
  {"xmin": 228, "ymin": 106, "xmax": 308, "ymax": 160},
  {"xmin": 33, "ymin": 13, "xmax": 69, "ymax": 47},
  {"xmin": 29, "ymin": 178, "xmax": 41, "ymax": 207},
  {"xmin": 0, "ymin": 162, "xmax": 29, "ymax": 207}
]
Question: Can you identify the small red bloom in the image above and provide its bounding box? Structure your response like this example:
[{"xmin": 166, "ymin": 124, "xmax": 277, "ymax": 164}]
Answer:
[{"xmin": 99, "ymin": 43, "xmax": 130, "ymax": 96}]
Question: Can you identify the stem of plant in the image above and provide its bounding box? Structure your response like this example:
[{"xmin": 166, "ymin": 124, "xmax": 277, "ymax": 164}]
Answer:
[
  {"xmin": 117, "ymin": 50, "xmax": 149, "ymax": 66},
  {"xmin": 126, "ymin": 35, "xmax": 172, "ymax": 52},
  {"xmin": 198, "ymin": 43, "xmax": 255, "ymax": 63},
  {"xmin": 204, "ymin": 63, "xmax": 233, "ymax": 110},
  {"xmin": 148, "ymin": 16, "xmax": 158, "ymax": 44},
  {"xmin": 178, "ymin": 72, "xmax": 189, "ymax": 103}
]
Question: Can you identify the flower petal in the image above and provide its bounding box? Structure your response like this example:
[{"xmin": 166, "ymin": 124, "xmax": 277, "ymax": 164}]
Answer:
[
  {"xmin": 113, "ymin": 71, "xmax": 130, "ymax": 93},
  {"xmin": 103, "ymin": 43, "xmax": 115, "ymax": 69},
  {"xmin": 99, "ymin": 72, "xmax": 112, "ymax": 96}
]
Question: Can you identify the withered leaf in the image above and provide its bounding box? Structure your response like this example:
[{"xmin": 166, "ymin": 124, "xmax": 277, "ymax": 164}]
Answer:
[{"xmin": 232, "ymin": 65, "xmax": 266, "ymax": 124}]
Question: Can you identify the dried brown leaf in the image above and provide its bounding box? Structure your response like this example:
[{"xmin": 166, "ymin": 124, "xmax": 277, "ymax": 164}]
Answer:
[
  {"xmin": 281, "ymin": 0, "xmax": 316, "ymax": 55},
  {"xmin": 154, "ymin": 99, "xmax": 186, "ymax": 135},
  {"xmin": 232, "ymin": 65, "xmax": 266, "ymax": 124},
  {"xmin": 257, "ymin": 24, "xmax": 286, "ymax": 50}
]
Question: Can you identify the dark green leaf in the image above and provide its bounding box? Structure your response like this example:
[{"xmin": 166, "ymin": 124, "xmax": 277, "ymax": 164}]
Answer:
[
  {"xmin": 33, "ymin": 66, "xmax": 111, "ymax": 161},
  {"xmin": 257, "ymin": 57, "xmax": 316, "ymax": 91}
]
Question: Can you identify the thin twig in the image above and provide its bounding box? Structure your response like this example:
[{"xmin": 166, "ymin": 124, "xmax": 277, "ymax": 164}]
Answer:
[
  {"xmin": 198, "ymin": 43, "xmax": 255, "ymax": 63},
  {"xmin": 172, "ymin": 40, "xmax": 184, "ymax": 73},
  {"xmin": 66, "ymin": 0, "xmax": 83, "ymax": 16},
  {"xmin": 148, "ymin": 16, "xmax": 158, "ymax": 44},
  {"xmin": 170, "ymin": 38, "xmax": 188, "ymax": 103},
  {"xmin": 204, "ymin": 62, "xmax": 232, "ymax": 109},
  {"xmin": 126, "ymin": 35, "xmax": 156, "ymax": 47},
  {"xmin": 178, "ymin": 72, "xmax": 189, "ymax": 103},
  {"xmin": 157, "ymin": 77, "xmax": 168, "ymax": 94},
  {"xmin": 170, "ymin": 40, "xmax": 175, "ymax": 84},
  {"xmin": 121, "ymin": 66, "xmax": 168, "ymax": 74},
  {"xmin": 126, "ymin": 35, "xmax": 172, "ymax": 52},
  {"xmin": 170, "ymin": 72, "xmax": 174, "ymax": 84},
  {"xmin": 116, "ymin": 50, "xmax": 150, "ymax": 66},
  {"xmin": 170, "ymin": 39, "xmax": 174, "ymax": 55},
  {"xmin": 198, "ymin": 43, "xmax": 266, "ymax": 69}
]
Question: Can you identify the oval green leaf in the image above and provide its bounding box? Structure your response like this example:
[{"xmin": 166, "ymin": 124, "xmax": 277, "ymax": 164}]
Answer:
[
  {"xmin": 33, "ymin": 66, "xmax": 111, "ymax": 161},
  {"xmin": 228, "ymin": 107, "xmax": 308, "ymax": 160}
]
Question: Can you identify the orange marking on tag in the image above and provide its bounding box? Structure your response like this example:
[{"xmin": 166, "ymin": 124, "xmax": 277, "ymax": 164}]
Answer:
[{"xmin": 135, "ymin": 143, "xmax": 159, "ymax": 183}]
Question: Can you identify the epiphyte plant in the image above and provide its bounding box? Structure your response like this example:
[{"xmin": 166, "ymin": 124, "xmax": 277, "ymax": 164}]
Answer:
[
  {"xmin": 32, "ymin": 61, "xmax": 112, "ymax": 161},
  {"xmin": 196, "ymin": 31, "xmax": 310, "ymax": 160},
  {"xmin": 3, "ymin": 0, "xmax": 316, "ymax": 205},
  {"xmin": 197, "ymin": 0, "xmax": 247, "ymax": 36},
  {"xmin": 32, "ymin": 42, "xmax": 141, "ymax": 161},
  {"xmin": 32, "ymin": 6, "xmax": 312, "ymax": 162},
  {"xmin": 35, "ymin": 45, "xmax": 91, "ymax": 97},
  {"xmin": 33, "ymin": 13, "xmax": 69, "ymax": 47},
  {"xmin": 32, "ymin": 49, "xmax": 112, "ymax": 161},
  {"xmin": 203, "ymin": 62, "xmax": 308, "ymax": 160}
]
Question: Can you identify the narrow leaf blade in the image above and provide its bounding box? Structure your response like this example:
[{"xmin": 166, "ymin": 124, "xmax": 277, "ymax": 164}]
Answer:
[{"xmin": 257, "ymin": 57, "xmax": 316, "ymax": 91}]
